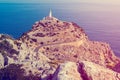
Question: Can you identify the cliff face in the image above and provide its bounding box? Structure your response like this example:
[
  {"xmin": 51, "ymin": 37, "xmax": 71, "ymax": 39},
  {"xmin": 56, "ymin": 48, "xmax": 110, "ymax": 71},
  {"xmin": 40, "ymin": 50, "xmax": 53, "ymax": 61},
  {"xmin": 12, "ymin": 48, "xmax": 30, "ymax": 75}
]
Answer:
[
  {"xmin": 0, "ymin": 16, "xmax": 120, "ymax": 80},
  {"xmin": 20, "ymin": 16, "xmax": 120, "ymax": 70},
  {"xmin": 53, "ymin": 61, "xmax": 120, "ymax": 80}
]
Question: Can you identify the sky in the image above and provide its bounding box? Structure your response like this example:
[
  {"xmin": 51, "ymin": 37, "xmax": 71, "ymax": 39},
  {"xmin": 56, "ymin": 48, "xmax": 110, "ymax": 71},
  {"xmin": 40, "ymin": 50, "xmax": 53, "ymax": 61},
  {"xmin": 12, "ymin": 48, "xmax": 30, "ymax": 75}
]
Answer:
[{"xmin": 0, "ymin": 0, "xmax": 120, "ymax": 4}]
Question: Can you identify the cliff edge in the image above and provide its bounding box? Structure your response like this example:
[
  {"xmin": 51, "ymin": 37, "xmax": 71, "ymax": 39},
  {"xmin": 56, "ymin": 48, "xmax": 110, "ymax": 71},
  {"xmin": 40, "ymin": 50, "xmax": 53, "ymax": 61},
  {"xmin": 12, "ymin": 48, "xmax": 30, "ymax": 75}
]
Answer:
[{"xmin": 0, "ymin": 15, "xmax": 120, "ymax": 80}]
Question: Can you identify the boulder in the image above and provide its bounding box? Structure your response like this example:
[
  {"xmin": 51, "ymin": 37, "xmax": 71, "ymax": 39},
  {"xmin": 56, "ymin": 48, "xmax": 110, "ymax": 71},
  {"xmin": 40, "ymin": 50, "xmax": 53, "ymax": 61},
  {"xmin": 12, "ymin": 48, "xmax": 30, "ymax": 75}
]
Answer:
[
  {"xmin": 53, "ymin": 61, "xmax": 120, "ymax": 80},
  {"xmin": 52, "ymin": 62, "xmax": 82, "ymax": 80}
]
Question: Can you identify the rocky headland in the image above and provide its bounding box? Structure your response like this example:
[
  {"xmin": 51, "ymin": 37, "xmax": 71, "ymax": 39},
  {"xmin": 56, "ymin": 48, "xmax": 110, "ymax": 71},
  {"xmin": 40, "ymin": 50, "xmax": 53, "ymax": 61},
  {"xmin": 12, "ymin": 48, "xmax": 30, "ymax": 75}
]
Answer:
[{"xmin": 0, "ymin": 14, "xmax": 120, "ymax": 80}]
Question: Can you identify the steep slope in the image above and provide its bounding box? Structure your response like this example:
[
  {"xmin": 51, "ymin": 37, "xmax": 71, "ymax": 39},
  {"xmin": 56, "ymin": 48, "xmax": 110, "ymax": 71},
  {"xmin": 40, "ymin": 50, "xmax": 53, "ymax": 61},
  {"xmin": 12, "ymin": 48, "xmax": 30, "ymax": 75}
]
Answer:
[
  {"xmin": 20, "ymin": 16, "xmax": 120, "ymax": 72},
  {"xmin": 0, "ymin": 15, "xmax": 120, "ymax": 80},
  {"xmin": 0, "ymin": 34, "xmax": 52, "ymax": 78}
]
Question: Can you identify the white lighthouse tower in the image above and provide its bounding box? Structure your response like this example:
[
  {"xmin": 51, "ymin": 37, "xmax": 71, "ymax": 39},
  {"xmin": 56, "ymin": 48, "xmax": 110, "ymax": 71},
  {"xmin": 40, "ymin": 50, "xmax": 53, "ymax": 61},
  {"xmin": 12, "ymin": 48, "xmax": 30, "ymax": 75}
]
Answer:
[
  {"xmin": 43, "ymin": 9, "xmax": 58, "ymax": 20},
  {"xmin": 49, "ymin": 9, "xmax": 52, "ymax": 17}
]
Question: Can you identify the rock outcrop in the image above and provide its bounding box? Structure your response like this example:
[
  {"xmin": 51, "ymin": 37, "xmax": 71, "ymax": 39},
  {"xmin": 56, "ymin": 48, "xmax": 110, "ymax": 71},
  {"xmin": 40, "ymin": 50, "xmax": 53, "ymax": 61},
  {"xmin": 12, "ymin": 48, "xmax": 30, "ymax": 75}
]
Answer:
[
  {"xmin": 78, "ymin": 61, "xmax": 120, "ymax": 80},
  {"xmin": 20, "ymin": 16, "xmax": 120, "ymax": 72},
  {"xmin": 0, "ymin": 15, "xmax": 120, "ymax": 80},
  {"xmin": 52, "ymin": 62, "xmax": 82, "ymax": 80},
  {"xmin": 0, "ymin": 34, "xmax": 51, "ymax": 79},
  {"xmin": 53, "ymin": 61, "xmax": 120, "ymax": 80}
]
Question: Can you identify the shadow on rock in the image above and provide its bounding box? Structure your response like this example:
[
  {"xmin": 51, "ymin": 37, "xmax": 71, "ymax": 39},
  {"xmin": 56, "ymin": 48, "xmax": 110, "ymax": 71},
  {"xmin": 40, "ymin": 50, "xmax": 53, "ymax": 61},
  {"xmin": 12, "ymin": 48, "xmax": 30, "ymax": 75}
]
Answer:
[{"xmin": 0, "ymin": 64, "xmax": 41, "ymax": 80}]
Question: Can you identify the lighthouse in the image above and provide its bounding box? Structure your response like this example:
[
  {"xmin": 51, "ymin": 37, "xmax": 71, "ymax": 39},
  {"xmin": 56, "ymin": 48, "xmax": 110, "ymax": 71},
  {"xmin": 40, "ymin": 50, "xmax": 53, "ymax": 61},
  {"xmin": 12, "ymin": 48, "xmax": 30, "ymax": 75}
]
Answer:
[
  {"xmin": 49, "ymin": 9, "xmax": 52, "ymax": 17},
  {"xmin": 43, "ymin": 9, "xmax": 58, "ymax": 20}
]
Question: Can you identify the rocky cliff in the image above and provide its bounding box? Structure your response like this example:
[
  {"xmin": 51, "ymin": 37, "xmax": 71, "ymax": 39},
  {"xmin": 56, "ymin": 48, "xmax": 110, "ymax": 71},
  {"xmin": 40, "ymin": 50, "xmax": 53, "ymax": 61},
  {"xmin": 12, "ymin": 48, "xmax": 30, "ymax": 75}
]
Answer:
[{"xmin": 0, "ymin": 15, "xmax": 120, "ymax": 80}]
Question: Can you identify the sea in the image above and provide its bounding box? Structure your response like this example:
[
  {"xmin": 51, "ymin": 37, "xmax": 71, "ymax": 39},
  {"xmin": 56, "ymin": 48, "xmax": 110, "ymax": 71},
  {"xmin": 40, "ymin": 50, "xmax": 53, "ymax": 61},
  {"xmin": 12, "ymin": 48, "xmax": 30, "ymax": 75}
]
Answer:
[{"xmin": 0, "ymin": 3, "xmax": 120, "ymax": 57}]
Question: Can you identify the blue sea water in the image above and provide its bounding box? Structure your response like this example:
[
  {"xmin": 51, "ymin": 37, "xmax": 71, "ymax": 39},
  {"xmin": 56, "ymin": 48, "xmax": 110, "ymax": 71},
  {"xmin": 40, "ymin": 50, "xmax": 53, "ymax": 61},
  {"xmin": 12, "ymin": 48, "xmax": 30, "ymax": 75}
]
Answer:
[{"xmin": 0, "ymin": 3, "xmax": 120, "ymax": 56}]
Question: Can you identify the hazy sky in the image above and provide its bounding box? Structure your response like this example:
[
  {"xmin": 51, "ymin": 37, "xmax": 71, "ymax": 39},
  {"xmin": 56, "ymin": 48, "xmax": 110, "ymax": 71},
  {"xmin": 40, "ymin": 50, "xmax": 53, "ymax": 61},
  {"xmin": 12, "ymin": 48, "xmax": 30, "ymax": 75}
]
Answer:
[{"xmin": 0, "ymin": 0, "xmax": 120, "ymax": 4}]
